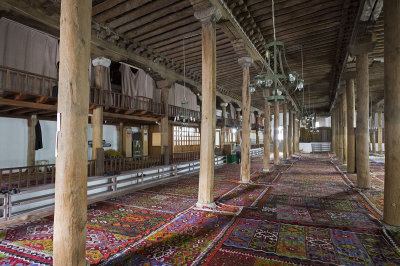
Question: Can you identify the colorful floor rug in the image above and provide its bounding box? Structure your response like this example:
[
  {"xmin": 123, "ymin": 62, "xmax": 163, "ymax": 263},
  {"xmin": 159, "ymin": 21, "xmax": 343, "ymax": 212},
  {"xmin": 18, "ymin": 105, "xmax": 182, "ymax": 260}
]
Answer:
[
  {"xmin": 201, "ymin": 218, "xmax": 400, "ymax": 265},
  {"xmin": 106, "ymin": 192, "xmax": 197, "ymax": 214},
  {"xmin": 103, "ymin": 210, "xmax": 235, "ymax": 265},
  {"xmin": 218, "ymin": 184, "xmax": 268, "ymax": 207},
  {"xmin": 3, "ymin": 154, "xmax": 400, "ymax": 265}
]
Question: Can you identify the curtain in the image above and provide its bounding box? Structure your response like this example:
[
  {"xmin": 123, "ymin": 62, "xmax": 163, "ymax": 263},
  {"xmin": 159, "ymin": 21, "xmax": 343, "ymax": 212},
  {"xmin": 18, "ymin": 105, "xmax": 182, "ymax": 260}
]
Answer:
[
  {"xmin": 171, "ymin": 83, "xmax": 197, "ymax": 111},
  {"xmin": 229, "ymin": 103, "xmax": 236, "ymax": 119},
  {"xmin": 0, "ymin": 18, "xmax": 58, "ymax": 78},
  {"xmin": 119, "ymin": 63, "xmax": 137, "ymax": 97},
  {"xmin": 251, "ymin": 113, "xmax": 256, "ymax": 124},
  {"xmin": 135, "ymin": 69, "xmax": 155, "ymax": 99},
  {"xmin": 168, "ymin": 84, "xmax": 175, "ymax": 106},
  {"xmin": 153, "ymin": 88, "xmax": 161, "ymax": 103},
  {"xmin": 119, "ymin": 64, "xmax": 156, "ymax": 100}
]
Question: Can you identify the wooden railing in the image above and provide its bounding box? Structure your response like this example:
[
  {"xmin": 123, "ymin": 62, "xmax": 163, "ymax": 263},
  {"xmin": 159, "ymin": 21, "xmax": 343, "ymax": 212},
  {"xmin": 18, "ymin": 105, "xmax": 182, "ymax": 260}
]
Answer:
[
  {"xmin": 90, "ymin": 89, "xmax": 164, "ymax": 115},
  {"xmin": 0, "ymin": 66, "xmax": 165, "ymax": 116},
  {"xmin": 0, "ymin": 161, "xmax": 96, "ymax": 192},
  {"xmin": 0, "ymin": 66, "xmax": 57, "ymax": 96},
  {"xmin": 226, "ymin": 118, "xmax": 241, "ymax": 128},
  {"xmin": 103, "ymin": 155, "xmax": 163, "ymax": 174},
  {"xmin": 1, "ymin": 155, "xmax": 227, "ymax": 222},
  {"xmin": 171, "ymin": 151, "xmax": 200, "ymax": 164},
  {"xmin": 169, "ymin": 105, "xmax": 201, "ymax": 122}
]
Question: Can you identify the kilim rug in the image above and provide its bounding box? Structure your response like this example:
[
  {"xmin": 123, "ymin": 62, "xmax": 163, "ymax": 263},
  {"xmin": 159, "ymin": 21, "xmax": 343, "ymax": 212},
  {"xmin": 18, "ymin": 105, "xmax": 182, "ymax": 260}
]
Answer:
[
  {"xmin": 102, "ymin": 209, "xmax": 235, "ymax": 265},
  {"xmin": 106, "ymin": 192, "xmax": 197, "ymax": 214},
  {"xmin": 3, "ymin": 154, "xmax": 400, "ymax": 265}
]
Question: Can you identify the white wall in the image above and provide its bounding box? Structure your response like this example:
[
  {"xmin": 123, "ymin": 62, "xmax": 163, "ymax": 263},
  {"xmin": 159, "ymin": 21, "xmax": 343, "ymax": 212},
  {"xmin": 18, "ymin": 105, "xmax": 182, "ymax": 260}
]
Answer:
[{"xmin": 0, "ymin": 117, "xmax": 118, "ymax": 168}]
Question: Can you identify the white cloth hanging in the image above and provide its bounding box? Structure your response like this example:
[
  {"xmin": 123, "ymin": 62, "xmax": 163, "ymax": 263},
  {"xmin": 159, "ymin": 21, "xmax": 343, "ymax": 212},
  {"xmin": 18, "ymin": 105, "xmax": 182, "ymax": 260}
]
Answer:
[{"xmin": 0, "ymin": 18, "xmax": 58, "ymax": 78}]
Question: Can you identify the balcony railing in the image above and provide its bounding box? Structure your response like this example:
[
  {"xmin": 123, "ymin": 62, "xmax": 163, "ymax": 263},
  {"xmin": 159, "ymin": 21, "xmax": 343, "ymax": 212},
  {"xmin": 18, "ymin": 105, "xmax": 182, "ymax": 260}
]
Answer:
[
  {"xmin": 169, "ymin": 105, "xmax": 201, "ymax": 122},
  {"xmin": 0, "ymin": 66, "xmax": 57, "ymax": 97},
  {"xmin": 90, "ymin": 88, "xmax": 164, "ymax": 115},
  {"xmin": 0, "ymin": 66, "xmax": 165, "ymax": 116}
]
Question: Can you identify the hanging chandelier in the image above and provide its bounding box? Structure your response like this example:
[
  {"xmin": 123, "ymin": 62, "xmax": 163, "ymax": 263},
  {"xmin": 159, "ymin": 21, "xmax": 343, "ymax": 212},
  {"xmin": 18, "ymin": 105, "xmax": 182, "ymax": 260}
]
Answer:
[
  {"xmin": 252, "ymin": 0, "xmax": 305, "ymax": 102},
  {"xmin": 173, "ymin": 38, "xmax": 197, "ymax": 127}
]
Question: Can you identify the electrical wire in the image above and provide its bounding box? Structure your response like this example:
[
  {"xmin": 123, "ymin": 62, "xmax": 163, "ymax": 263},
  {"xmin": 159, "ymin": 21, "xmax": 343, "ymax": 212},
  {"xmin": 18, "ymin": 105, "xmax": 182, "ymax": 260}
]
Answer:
[{"xmin": 272, "ymin": 0, "xmax": 276, "ymax": 41}]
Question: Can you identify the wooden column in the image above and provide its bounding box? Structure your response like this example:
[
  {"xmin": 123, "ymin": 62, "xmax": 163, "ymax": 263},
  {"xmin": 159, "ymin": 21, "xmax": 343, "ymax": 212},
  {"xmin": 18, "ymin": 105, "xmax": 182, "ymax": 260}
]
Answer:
[
  {"xmin": 344, "ymin": 73, "xmax": 356, "ymax": 173},
  {"xmin": 332, "ymin": 109, "xmax": 335, "ymax": 153},
  {"xmin": 220, "ymin": 103, "xmax": 228, "ymax": 148},
  {"xmin": 283, "ymin": 103, "xmax": 288, "ymax": 159},
  {"xmin": 157, "ymin": 80, "xmax": 173, "ymax": 165},
  {"xmin": 293, "ymin": 112, "xmax": 297, "ymax": 153},
  {"xmin": 53, "ymin": 0, "xmax": 92, "ymax": 264},
  {"xmin": 377, "ymin": 110, "xmax": 383, "ymax": 154},
  {"xmin": 117, "ymin": 122, "xmax": 123, "ymax": 153},
  {"xmin": 27, "ymin": 115, "xmax": 37, "ymax": 166},
  {"xmin": 91, "ymin": 58, "xmax": 110, "ymax": 154},
  {"xmin": 342, "ymin": 92, "xmax": 347, "ymax": 164},
  {"xmin": 371, "ymin": 111, "xmax": 376, "ymax": 153},
  {"xmin": 195, "ymin": 7, "xmax": 219, "ymax": 207},
  {"xmin": 239, "ymin": 56, "xmax": 253, "ymax": 182},
  {"xmin": 337, "ymin": 99, "xmax": 343, "ymax": 161},
  {"xmin": 263, "ymin": 92, "xmax": 270, "ymax": 172},
  {"xmin": 273, "ymin": 102, "xmax": 280, "ymax": 164},
  {"xmin": 255, "ymin": 113, "xmax": 260, "ymax": 145},
  {"xmin": 383, "ymin": 0, "xmax": 400, "ymax": 226},
  {"xmin": 296, "ymin": 119, "xmax": 300, "ymax": 152},
  {"xmin": 288, "ymin": 108, "xmax": 293, "ymax": 157},
  {"xmin": 236, "ymin": 108, "xmax": 241, "ymax": 143},
  {"xmin": 355, "ymin": 51, "xmax": 371, "ymax": 188}
]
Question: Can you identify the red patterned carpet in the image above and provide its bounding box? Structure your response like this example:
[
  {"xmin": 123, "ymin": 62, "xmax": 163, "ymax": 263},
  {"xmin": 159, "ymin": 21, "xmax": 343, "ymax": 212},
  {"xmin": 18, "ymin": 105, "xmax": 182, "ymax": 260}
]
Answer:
[{"xmin": 1, "ymin": 154, "xmax": 400, "ymax": 265}]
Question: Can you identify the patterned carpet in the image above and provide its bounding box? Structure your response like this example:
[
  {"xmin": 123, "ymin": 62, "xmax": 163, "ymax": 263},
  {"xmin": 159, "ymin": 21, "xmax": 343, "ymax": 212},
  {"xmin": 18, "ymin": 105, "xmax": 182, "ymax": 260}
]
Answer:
[
  {"xmin": 332, "ymin": 153, "xmax": 386, "ymax": 214},
  {"xmin": 1, "ymin": 154, "xmax": 400, "ymax": 265}
]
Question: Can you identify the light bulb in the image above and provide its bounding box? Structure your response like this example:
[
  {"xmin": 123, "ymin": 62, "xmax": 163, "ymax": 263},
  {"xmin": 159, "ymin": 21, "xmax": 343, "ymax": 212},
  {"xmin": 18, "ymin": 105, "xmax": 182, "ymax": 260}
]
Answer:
[
  {"xmin": 250, "ymin": 84, "xmax": 256, "ymax": 93},
  {"xmin": 289, "ymin": 73, "xmax": 296, "ymax": 83},
  {"xmin": 297, "ymin": 79, "xmax": 304, "ymax": 90},
  {"xmin": 266, "ymin": 79, "xmax": 273, "ymax": 87},
  {"xmin": 277, "ymin": 89, "xmax": 282, "ymax": 96}
]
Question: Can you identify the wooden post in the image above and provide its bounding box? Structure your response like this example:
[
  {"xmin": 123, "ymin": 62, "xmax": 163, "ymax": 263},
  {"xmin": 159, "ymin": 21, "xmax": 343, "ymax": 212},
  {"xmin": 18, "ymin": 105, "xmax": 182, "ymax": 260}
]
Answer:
[
  {"xmin": 53, "ymin": 0, "xmax": 92, "ymax": 264},
  {"xmin": 371, "ymin": 111, "xmax": 376, "ymax": 153},
  {"xmin": 355, "ymin": 51, "xmax": 371, "ymax": 188},
  {"xmin": 91, "ymin": 106, "xmax": 103, "ymax": 160},
  {"xmin": 220, "ymin": 103, "xmax": 228, "ymax": 149},
  {"xmin": 27, "ymin": 115, "xmax": 37, "ymax": 166},
  {"xmin": 331, "ymin": 108, "xmax": 336, "ymax": 154},
  {"xmin": 283, "ymin": 103, "xmax": 288, "ymax": 159},
  {"xmin": 255, "ymin": 113, "xmax": 260, "ymax": 145},
  {"xmin": 288, "ymin": 107, "xmax": 293, "ymax": 157},
  {"xmin": 263, "ymin": 92, "xmax": 270, "ymax": 171},
  {"xmin": 239, "ymin": 56, "xmax": 253, "ymax": 182},
  {"xmin": 342, "ymin": 92, "xmax": 347, "ymax": 164},
  {"xmin": 157, "ymin": 80, "xmax": 173, "ymax": 165},
  {"xmin": 236, "ymin": 108, "xmax": 241, "ymax": 143},
  {"xmin": 344, "ymin": 72, "xmax": 356, "ymax": 173},
  {"xmin": 337, "ymin": 99, "xmax": 343, "ymax": 161},
  {"xmin": 377, "ymin": 110, "xmax": 383, "ymax": 154},
  {"xmin": 195, "ymin": 6, "xmax": 220, "ymax": 208},
  {"xmin": 117, "ymin": 122, "xmax": 123, "ymax": 153},
  {"xmin": 293, "ymin": 112, "xmax": 297, "ymax": 153},
  {"xmin": 383, "ymin": 0, "xmax": 400, "ymax": 226},
  {"xmin": 273, "ymin": 102, "xmax": 280, "ymax": 164},
  {"xmin": 296, "ymin": 119, "xmax": 300, "ymax": 152}
]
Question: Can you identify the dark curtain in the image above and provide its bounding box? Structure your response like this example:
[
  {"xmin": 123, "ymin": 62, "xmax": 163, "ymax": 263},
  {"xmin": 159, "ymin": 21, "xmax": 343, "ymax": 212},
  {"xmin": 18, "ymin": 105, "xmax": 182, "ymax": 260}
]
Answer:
[{"xmin": 35, "ymin": 120, "xmax": 43, "ymax": 150}]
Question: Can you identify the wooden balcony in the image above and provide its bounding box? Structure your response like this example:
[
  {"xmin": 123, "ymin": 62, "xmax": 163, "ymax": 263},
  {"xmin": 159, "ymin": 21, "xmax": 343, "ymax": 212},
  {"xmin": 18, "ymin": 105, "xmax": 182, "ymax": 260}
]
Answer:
[
  {"xmin": 0, "ymin": 66, "xmax": 164, "ymax": 121},
  {"xmin": 168, "ymin": 105, "xmax": 201, "ymax": 122}
]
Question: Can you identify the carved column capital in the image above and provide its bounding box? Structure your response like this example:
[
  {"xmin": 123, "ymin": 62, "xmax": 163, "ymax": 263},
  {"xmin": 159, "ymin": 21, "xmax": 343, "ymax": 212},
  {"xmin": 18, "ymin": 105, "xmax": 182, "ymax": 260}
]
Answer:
[
  {"xmin": 194, "ymin": 6, "xmax": 221, "ymax": 25},
  {"xmin": 238, "ymin": 57, "xmax": 253, "ymax": 68},
  {"xmin": 92, "ymin": 57, "xmax": 111, "ymax": 67}
]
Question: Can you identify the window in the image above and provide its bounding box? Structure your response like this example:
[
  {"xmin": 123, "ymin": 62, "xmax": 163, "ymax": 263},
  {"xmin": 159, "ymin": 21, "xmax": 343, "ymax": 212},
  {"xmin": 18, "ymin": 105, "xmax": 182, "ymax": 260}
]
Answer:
[{"xmin": 173, "ymin": 126, "xmax": 200, "ymax": 146}]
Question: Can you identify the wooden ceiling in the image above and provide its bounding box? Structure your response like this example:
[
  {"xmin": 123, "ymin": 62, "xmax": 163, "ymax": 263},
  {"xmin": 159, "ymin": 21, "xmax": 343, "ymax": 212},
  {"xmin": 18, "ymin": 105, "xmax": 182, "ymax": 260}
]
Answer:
[{"xmin": 1, "ymin": 0, "xmax": 386, "ymax": 115}]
